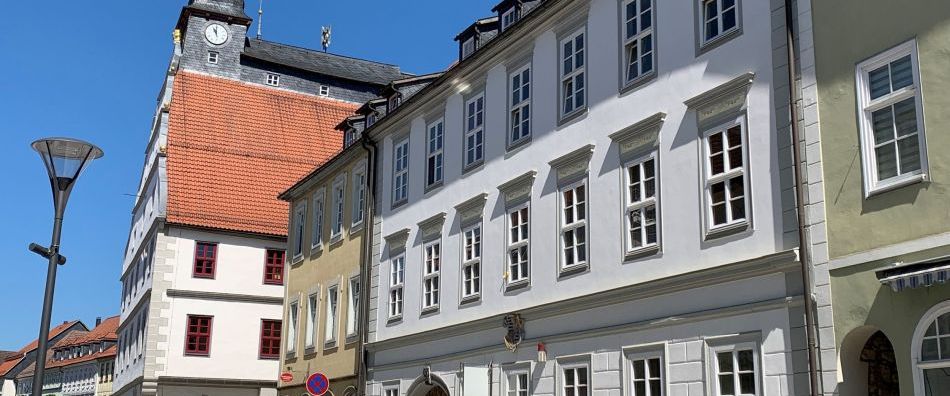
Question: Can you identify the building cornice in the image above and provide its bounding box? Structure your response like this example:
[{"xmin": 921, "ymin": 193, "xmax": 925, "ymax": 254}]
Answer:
[{"xmin": 165, "ymin": 289, "xmax": 283, "ymax": 305}]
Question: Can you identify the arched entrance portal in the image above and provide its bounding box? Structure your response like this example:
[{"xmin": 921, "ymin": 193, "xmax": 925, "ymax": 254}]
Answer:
[
  {"xmin": 860, "ymin": 331, "xmax": 899, "ymax": 396},
  {"xmin": 839, "ymin": 326, "xmax": 900, "ymax": 396},
  {"xmin": 406, "ymin": 372, "xmax": 451, "ymax": 396}
]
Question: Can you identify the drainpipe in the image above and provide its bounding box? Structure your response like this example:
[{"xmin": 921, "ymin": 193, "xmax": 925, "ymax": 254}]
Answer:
[
  {"xmin": 357, "ymin": 135, "xmax": 377, "ymax": 396},
  {"xmin": 784, "ymin": 0, "xmax": 821, "ymax": 394}
]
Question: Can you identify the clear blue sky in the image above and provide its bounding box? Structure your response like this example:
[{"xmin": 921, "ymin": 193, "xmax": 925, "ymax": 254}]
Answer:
[{"xmin": 0, "ymin": 0, "xmax": 495, "ymax": 351}]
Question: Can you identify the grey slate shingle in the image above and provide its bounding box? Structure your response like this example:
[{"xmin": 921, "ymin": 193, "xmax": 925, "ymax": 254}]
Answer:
[{"xmin": 243, "ymin": 38, "xmax": 407, "ymax": 85}]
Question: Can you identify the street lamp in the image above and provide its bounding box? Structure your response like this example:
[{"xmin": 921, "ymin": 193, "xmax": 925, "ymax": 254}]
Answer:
[{"xmin": 29, "ymin": 137, "xmax": 103, "ymax": 396}]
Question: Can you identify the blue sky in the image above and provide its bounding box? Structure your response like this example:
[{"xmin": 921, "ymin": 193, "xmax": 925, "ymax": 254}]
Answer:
[{"xmin": 0, "ymin": 0, "xmax": 494, "ymax": 351}]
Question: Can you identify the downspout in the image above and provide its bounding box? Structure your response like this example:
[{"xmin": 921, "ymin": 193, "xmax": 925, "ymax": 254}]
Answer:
[
  {"xmin": 784, "ymin": 0, "xmax": 821, "ymax": 395},
  {"xmin": 357, "ymin": 136, "xmax": 377, "ymax": 396}
]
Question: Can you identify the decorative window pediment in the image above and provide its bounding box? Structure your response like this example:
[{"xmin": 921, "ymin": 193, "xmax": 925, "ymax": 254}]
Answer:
[
  {"xmin": 417, "ymin": 212, "xmax": 447, "ymax": 241},
  {"xmin": 549, "ymin": 144, "xmax": 595, "ymax": 185},
  {"xmin": 609, "ymin": 112, "xmax": 665, "ymax": 161},
  {"xmin": 498, "ymin": 170, "xmax": 537, "ymax": 206},
  {"xmin": 384, "ymin": 228, "xmax": 410, "ymax": 255},
  {"xmin": 684, "ymin": 72, "xmax": 754, "ymax": 128},
  {"xmin": 454, "ymin": 193, "xmax": 488, "ymax": 229}
]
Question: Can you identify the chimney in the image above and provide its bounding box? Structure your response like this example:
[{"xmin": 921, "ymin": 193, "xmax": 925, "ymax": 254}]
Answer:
[{"xmin": 95, "ymin": 317, "xmax": 102, "ymax": 327}]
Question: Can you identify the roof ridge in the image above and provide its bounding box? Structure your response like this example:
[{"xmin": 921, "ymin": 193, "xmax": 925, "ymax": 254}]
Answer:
[{"xmin": 248, "ymin": 38, "xmax": 400, "ymax": 68}]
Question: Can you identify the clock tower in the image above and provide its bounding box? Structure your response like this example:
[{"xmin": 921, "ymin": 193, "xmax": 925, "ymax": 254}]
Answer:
[{"xmin": 175, "ymin": 0, "xmax": 251, "ymax": 79}]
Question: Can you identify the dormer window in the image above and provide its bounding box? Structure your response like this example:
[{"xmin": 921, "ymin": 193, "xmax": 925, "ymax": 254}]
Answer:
[
  {"xmin": 366, "ymin": 113, "xmax": 377, "ymax": 127},
  {"xmin": 319, "ymin": 85, "xmax": 330, "ymax": 97},
  {"xmin": 501, "ymin": 8, "xmax": 519, "ymax": 30},
  {"xmin": 266, "ymin": 73, "xmax": 280, "ymax": 87},
  {"xmin": 462, "ymin": 37, "xmax": 476, "ymax": 59},
  {"xmin": 389, "ymin": 95, "xmax": 401, "ymax": 112},
  {"xmin": 344, "ymin": 127, "xmax": 359, "ymax": 147}
]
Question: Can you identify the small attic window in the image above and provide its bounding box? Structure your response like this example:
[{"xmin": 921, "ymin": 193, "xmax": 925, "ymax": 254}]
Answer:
[
  {"xmin": 266, "ymin": 73, "xmax": 280, "ymax": 87},
  {"xmin": 207, "ymin": 51, "xmax": 219, "ymax": 64},
  {"xmin": 319, "ymin": 85, "xmax": 330, "ymax": 97},
  {"xmin": 462, "ymin": 37, "xmax": 476, "ymax": 59},
  {"xmin": 502, "ymin": 8, "xmax": 519, "ymax": 30},
  {"xmin": 389, "ymin": 95, "xmax": 401, "ymax": 112},
  {"xmin": 366, "ymin": 113, "xmax": 377, "ymax": 127}
]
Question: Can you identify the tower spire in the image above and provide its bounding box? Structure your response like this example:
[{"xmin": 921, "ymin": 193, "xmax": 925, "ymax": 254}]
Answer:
[{"xmin": 256, "ymin": 0, "xmax": 264, "ymax": 39}]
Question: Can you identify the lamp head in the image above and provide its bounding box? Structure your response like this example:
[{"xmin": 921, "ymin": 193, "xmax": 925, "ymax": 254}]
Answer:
[{"xmin": 31, "ymin": 137, "xmax": 103, "ymax": 192}]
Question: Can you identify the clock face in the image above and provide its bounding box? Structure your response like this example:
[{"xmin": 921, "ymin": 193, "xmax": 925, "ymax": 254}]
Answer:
[{"xmin": 205, "ymin": 24, "xmax": 229, "ymax": 45}]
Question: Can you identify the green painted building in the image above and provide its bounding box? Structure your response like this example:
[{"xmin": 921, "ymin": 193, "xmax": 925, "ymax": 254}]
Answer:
[{"xmin": 798, "ymin": 0, "xmax": 950, "ymax": 394}]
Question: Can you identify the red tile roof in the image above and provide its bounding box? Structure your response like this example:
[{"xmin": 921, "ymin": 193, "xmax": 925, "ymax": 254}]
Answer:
[
  {"xmin": 165, "ymin": 71, "xmax": 355, "ymax": 236},
  {"xmin": 53, "ymin": 316, "xmax": 118, "ymax": 349},
  {"xmin": 0, "ymin": 321, "xmax": 85, "ymax": 377},
  {"xmin": 46, "ymin": 345, "xmax": 116, "ymax": 369}
]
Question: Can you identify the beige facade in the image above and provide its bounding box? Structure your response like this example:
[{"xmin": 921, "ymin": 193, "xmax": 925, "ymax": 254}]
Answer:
[{"xmin": 278, "ymin": 143, "xmax": 369, "ymax": 396}]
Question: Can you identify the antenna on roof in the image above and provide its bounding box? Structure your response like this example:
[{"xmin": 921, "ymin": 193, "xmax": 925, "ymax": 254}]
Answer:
[
  {"xmin": 256, "ymin": 0, "xmax": 264, "ymax": 39},
  {"xmin": 321, "ymin": 25, "xmax": 332, "ymax": 52}
]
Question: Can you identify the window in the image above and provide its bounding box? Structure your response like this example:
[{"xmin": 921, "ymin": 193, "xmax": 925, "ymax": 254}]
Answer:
[
  {"xmin": 346, "ymin": 278, "xmax": 360, "ymax": 337},
  {"xmin": 319, "ymin": 85, "xmax": 330, "ymax": 97},
  {"xmin": 384, "ymin": 387, "xmax": 399, "ymax": 396},
  {"xmin": 502, "ymin": 8, "xmax": 520, "ymax": 30},
  {"xmin": 293, "ymin": 203, "xmax": 306, "ymax": 257},
  {"xmin": 286, "ymin": 302, "xmax": 298, "ymax": 353},
  {"xmin": 325, "ymin": 286, "xmax": 338, "ymax": 344},
  {"xmin": 712, "ymin": 345, "xmax": 758, "ymax": 396},
  {"xmin": 856, "ymin": 40, "xmax": 927, "ymax": 195},
  {"xmin": 184, "ymin": 315, "xmax": 212, "ymax": 356},
  {"xmin": 622, "ymin": 0, "xmax": 655, "ymax": 85},
  {"xmin": 625, "ymin": 156, "xmax": 659, "ymax": 252},
  {"xmin": 192, "ymin": 242, "xmax": 217, "ymax": 279},
  {"xmin": 507, "ymin": 204, "xmax": 530, "ymax": 285},
  {"xmin": 311, "ymin": 191, "xmax": 325, "ymax": 249},
  {"xmin": 509, "ymin": 65, "xmax": 532, "ymax": 145},
  {"xmin": 703, "ymin": 120, "xmax": 748, "ymax": 232},
  {"xmin": 422, "ymin": 241, "xmax": 441, "ymax": 310},
  {"xmin": 560, "ymin": 182, "xmax": 588, "ymax": 270},
  {"xmin": 628, "ymin": 353, "xmax": 663, "ymax": 396},
  {"xmin": 266, "ymin": 73, "xmax": 280, "ymax": 87},
  {"xmin": 506, "ymin": 370, "xmax": 529, "ymax": 396},
  {"xmin": 560, "ymin": 28, "xmax": 586, "ymax": 118},
  {"xmin": 561, "ymin": 364, "xmax": 589, "ymax": 396},
  {"xmin": 305, "ymin": 293, "xmax": 317, "ymax": 349},
  {"xmin": 389, "ymin": 95, "xmax": 401, "ymax": 112},
  {"xmin": 263, "ymin": 249, "xmax": 285, "ymax": 285},
  {"xmin": 207, "ymin": 51, "xmax": 219, "ymax": 64},
  {"xmin": 701, "ymin": 0, "xmax": 739, "ymax": 45},
  {"xmin": 462, "ymin": 37, "xmax": 476, "ymax": 59},
  {"xmin": 465, "ymin": 94, "xmax": 485, "ymax": 168},
  {"xmin": 352, "ymin": 168, "xmax": 366, "ymax": 226},
  {"xmin": 389, "ymin": 254, "xmax": 405, "ymax": 318},
  {"xmin": 366, "ymin": 113, "xmax": 377, "ymax": 127},
  {"xmin": 916, "ymin": 305, "xmax": 950, "ymax": 394},
  {"xmin": 426, "ymin": 119, "xmax": 444, "ymax": 187},
  {"xmin": 331, "ymin": 178, "xmax": 346, "ymax": 239},
  {"xmin": 259, "ymin": 320, "xmax": 281, "ymax": 359},
  {"xmin": 344, "ymin": 127, "xmax": 359, "ymax": 147},
  {"xmin": 392, "ymin": 138, "xmax": 409, "ymax": 205},
  {"xmin": 461, "ymin": 225, "xmax": 481, "ymax": 300}
]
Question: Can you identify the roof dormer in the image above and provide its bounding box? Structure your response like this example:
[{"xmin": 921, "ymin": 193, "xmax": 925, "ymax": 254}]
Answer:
[
  {"xmin": 454, "ymin": 17, "xmax": 500, "ymax": 61},
  {"xmin": 492, "ymin": 0, "xmax": 543, "ymax": 32}
]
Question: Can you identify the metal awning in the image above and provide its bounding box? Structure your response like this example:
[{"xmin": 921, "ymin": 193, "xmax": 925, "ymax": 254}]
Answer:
[{"xmin": 876, "ymin": 257, "xmax": 950, "ymax": 292}]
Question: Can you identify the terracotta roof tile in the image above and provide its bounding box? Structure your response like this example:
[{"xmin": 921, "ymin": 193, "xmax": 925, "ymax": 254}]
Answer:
[
  {"xmin": 0, "ymin": 356, "xmax": 23, "ymax": 377},
  {"xmin": 166, "ymin": 72, "xmax": 355, "ymax": 236},
  {"xmin": 16, "ymin": 321, "xmax": 80, "ymax": 355},
  {"xmin": 53, "ymin": 316, "xmax": 118, "ymax": 349}
]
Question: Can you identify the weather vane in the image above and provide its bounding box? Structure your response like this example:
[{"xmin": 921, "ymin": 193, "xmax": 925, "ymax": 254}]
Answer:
[{"xmin": 322, "ymin": 25, "xmax": 332, "ymax": 52}]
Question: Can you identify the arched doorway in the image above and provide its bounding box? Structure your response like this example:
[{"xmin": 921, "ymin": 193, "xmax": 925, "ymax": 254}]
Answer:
[
  {"xmin": 859, "ymin": 331, "xmax": 899, "ymax": 396},
  {"xmin": 406, "ymin": 372, "xmax": 451, "ymax": 396}
]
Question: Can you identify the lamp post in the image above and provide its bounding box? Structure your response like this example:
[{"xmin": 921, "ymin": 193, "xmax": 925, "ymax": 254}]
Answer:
[{"xmin": 28, "ymin": 138, "xmax": 103, "ymax": 396}]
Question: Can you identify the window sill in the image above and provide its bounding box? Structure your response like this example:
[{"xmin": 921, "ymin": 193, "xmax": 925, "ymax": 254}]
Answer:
[
  {"xmin": 309, "ymin": 244, "xmax": 323, "ymax": 257},
  {"xmin": 506, "ymin": 136, "xmax": 532, "ymax": 155},
  {"xmin": 620, "ymin": 71, "xmax": 657, "ymax": 96},
  {"xmin": 387, "ymin": 315, "xmax": 403, "ymax": 324},
  {"xmin": 558, "ymin": 107, "xmax": 588, "ymax": 127},
  {"xmin": 505, "ymin": 279, "xmax": 530, "ymax": 292},
  {"xmin": 284, "ymin": 351, "xmax": 297, "ymax": 360},
  {"xmin": 345, "ymin": 333, "xmax": 359, "ymax": 344},
  {"xmin": 291, "ymin": 255, "xmax": 304, "ymax": 266},
  {"xmin": 259, "ymin": 355, "xmax": 279, "ymax": 361},
  {"xmin": 460, "ymin": 294, "xmax": 480, "ymax": 305},
  {"xmin": 462, "ymin": 160, "xmax": 485, "ymax": 176},
  {"xmin": 391, "ymin": 199, "xmax": 408, "ymax": 211},
  {"xmin": 329, "ymin": 234, "xmax": 344, "ymax": 246},
  {"xmin": 866, "ymin": 173, "xmax": 927, "ymax": 198},
  {"xmin": 323, "ymin": 340, "xmax": 338, "ymax": 351},
  {"xmin": 623, "ymin": 245, "xmax": 661, "ymax": 262},
  {"xmin": 424, "ymin": 181, "xmax": 444, "ymax": 196},
  {"xmin": 304, "ymin": 346, "xmax": 316, "ymax": 356},
  {"xmin": 559, "ymin": 263, "xmax": 589, "ymax": 278},
  {"xmin": 350, "ymin": 221, "xmax": 364, "ymax": 234},
  {"xmin": 697, "ymin": 27, "xmax": 742, "ymax": 56},
  {"xmin": 705, "ymin": 221, "xmax": 750, "ymax": 240},
  {"xmin": 421, "ymin": 306, "xmax": 440, "ymax": 316}
]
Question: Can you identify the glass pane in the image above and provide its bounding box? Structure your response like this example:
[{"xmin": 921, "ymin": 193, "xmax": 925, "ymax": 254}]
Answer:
[
  {"xmin": 634, "ymin": 381, "xmax": 646, "ymax": 396},
  {"xmin": 938, "ymin": 313, "xmax": 950, "ymax": 335},
  {"xmin": 926, "ymin": 320, "xmax": 938, "ymax": 337},
  {"xmin": 648, "ymin": 358, "xmax": 660, "ymax": 378},
  {"xmin": 719, "ymin": 374, "xmax": 736, "ymax": 395},
  {"xmin": 577, "ymin": 368, "xmax": 588, "ymax": 384},
  {"xmin": 924, "ymin": 368, "xmax": 950, "ymax": 396},
  {"xmin": 922, "ymin": 338, "xmax": 939, "ymax": 361},
  {"xmin": 634, "ymin": 360, "xmax": 645, "ymax": 379},
  {"xmin": 737, "ymin": 350, "xmax": 754, "ymax": 371},
  {"xmin": 890, "ymin": 55, "xmax": 914, "ymax": 91},
  {"xmin": 649, "ymin": 379, "xmax": 661, "ymax": 396},
  {"xmin": 893, "ymin": 97, "xmax": 918, "ymax": 137},
  {"xmin": 705, "ymin": 0, "xmax": 718, "ymax": 21},
  {"xmin": 898, "ymin": 136, "xmax": 921, "ymax": 174},
  {"xmin": 875, "ymin": 143, "xmax": 898, "ymax": 180},
  {"xmin": 722, "ymin": 8, "xmax": 736, "ymax": 31},
  {"xmin": 868, "ymin": 64, "xmax": 891, "ymax": 100},
  {"xmin": 717, "ymin": 352, "xmax": 734, "ymax": 372},
  {"xmin": 565, "ymin": 369, "xmax": 575, "ymax": 386},
  {"xmin": 739, "ymin": 372, "xmax": 755, "ymax": 394}
]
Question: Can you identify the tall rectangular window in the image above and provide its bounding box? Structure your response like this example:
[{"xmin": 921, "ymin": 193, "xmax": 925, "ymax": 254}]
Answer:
[
  {"xmin": 704, "ymin": 121, "xmax": 748, "ymax": 231},
  {"xmin": 506, "ymin": 371, "xmax": 529, "ymax": 396},
  {"xmin": 622, "ymin": 0, "xmax": 655, "ymax": 85},
  {"xmin": 461, "ymin": 225, "xmax": 482, "ymax": 300},
  {"xmin": 701, "ymin": 0, "xmax": 739, "ymax": 45},
  {"xmin": 346, "ymin": 278, "xmax": 360, "ymax": 337},
  {"xmin": 331, "ymin": 179, "xmax": 345, "ymax": 239},
  {"xmin": 192, "ymin": 242, "xmax": 217, "ymax": 279},
  {"xmin": 509, "ymin": 66, "xmax": 532, "ymax": 145},
  {"xmin": 628, "ymin": 353, "xmax": 663, "ymax": 396},
  {"xmin": 263, "ymin": 249, "xmax": 285, "ymax": 285},
  {"xmin": 856, "ymin": 40, "xmax": 927, "ymax": 195},
  {"xmin": 384, "ymin": 388, "xmax": 399, "ymax": 396},
  {"xmin": 462, "ymin": 37, "xmax": 476, "ymax": 59},
  {"xmin": 465, "ymin": 94, "xmax": 485, "ymax": 168},
  {"xmin": 392, "ymin": 138, "xmax": 409, "ymax": 205},
  {"xmin": 625, "ymin": 156, "xmax": 659, "ymax": 252},
  {"xmin": 305, "ymin": 293, "xmax": 317, "ymax": 349},
  {"xmin": 560, "ymin": 28, "xmax": 586, "ymax": 118},
  {"xmin": 184, "ymin": 315, "xmax": 212, "ymax": 356},
  {"xmin": 422, "ymin": 241, "xmax": 441, "ymax": 310},
  {"xmin": 507, "ymin": 204, "xmax": 530, "ymax": 285},
  {"xmin": 561, "ymin": 364, "xmax": 589, "ymax": 396},
  {"xmin": 560, "ymin": 182, "xmax": 588, "ymax": 270},
  {"xmin": 311, "ymin": 191, "xmax": 324, "ymax": 249},
  {"xmin": 352, "ymin": 168, "xmax": 366, "ymax": 226},
  {"xmin": 389, "ymin": 254, "xmax": 405, "ymax": 318},
  {"xmin": 427, "ymin": 119, "xmax": 444, "ymax": 187},
  {"xmin": 293, "ymin": 203, "xmax": 306, "ymax": 257},
  {"xmin": 286, "ymin": 302, "xmax": 298, "ymax": 353},
  {"xmin": 325, "ymin": 286, "xmax": 338, "ymax": 344},
  {"xmin": 712, "ymin": 345, "xmax": 758, "ymax": 396},
  {"xmin": 259, "ymin": 320, "xmax": 281, "ymax": 359}
]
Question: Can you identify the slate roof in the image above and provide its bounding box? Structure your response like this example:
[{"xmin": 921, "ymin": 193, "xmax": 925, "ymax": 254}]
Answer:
[
  {"xmin": 185, "ymin": 0, "xmax": 251, "ymax": 22},
  {"xmin": 165, "ymin": 71, "xmax": 357, "ymax": 236},
  {"xmin": 244, "ymin": 39, "xmax": 407, "ymax": 86}
]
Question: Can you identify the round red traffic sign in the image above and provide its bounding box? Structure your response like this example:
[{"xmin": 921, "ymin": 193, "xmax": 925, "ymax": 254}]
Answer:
[
  {"xmin": 280, "ymin": 372, "xmax": 294, "ymax": 383},
  {"xmin": 306, "ymin": 372, "xmax": 330, "ymax": 396}
]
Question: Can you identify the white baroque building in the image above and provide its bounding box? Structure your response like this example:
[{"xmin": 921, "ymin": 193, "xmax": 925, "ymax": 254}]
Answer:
[{"xmin": 363, "ymin": 0, "xmax": 811, "ymax": 395}]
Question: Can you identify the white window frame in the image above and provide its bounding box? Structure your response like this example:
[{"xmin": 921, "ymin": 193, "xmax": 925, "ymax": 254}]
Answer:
[
  {"xmin": 304, "ymin": 291, "xmax": 318, "ymax": 349},
  {"xmin": 311, "ymin": 189, "xmax": 325, "ymax": 250},
  {"xmin": 702, "ymin": 117, "xmax": 750, "ymax": 234},
  {"xmin": 559, "ymin": 28, "xmax": 587, "ymax": 119},
  {"xmin": 700, "ymin": 0, "xmax": 740, "ymax": 47},
  {"xmin": 324, "ymin": 284, "xmax": 338, "ymax": 346},
  {"xmin": 503, "ymin": 366, "xmax": 530, "ymax": 396},
  {"xmin": 292, "ymin": 202, "xmax": 306, "ymax": 260},
  {"xmin": 426, "ymin": 119, "xmax": 445, "ymax": 188},
  {"xmin": 506, "ymin": 202, "xmax": 530, "ymax": 286},
  {"xmin": 624, "ymin": 348, "xmax": 665, "ymax": 396},
  {"xmin": 331, "ymin": 176, "xmax": 346, "ymax": 240},
  {"xmin": 207, "ymin": 51, "xmax": 219, "ymax": 64},
  {"xmin": 388, "ymin": 254, "xmax": 405, "ymax": 319},
  {"xmin": 344, "ymin": 127, "xmax": 359, "ymax": 147},
  {"xmin": 346, "ymin": 276, "xmax": 360, "ymax": 338},
  {"xmin": 464, "ymin": 93, "xmax": 485, "ymax": 168},
  {"xmin": 709, "ymin": 341, "xmax": 760, "ymax": 396},
  {"xmin": 266, "ymin": 73, "xmax": 280, "ymax": 87},
  {"xmin": 461, "ymin": 224, "xmax": 482, "ymax": 301},
  {"xmin": 392, "ymin": 137, "xmax": 410, "ymax": 206},
  {"xmin": 462, "ymin": 37, "xmax": 476, "ymax": 59},
  {"xmin": 912, "ymin": 301, "xmax": 950, "ymax": 395},
  {"xmin": 319, "ymin": 85, "xmax": 330, "ymax": 97},
  {"xmin": 389, "ymin": 95, "xmax": 401, "ymax": 112},
  {"xmin": 286, "ymin": 300, "xmax": 299, "ymax": 353},
  {"xmin": 624, "ymin": 153, "xmax": 660, "ymax": 254},
  {"xmin": 422, "ymin": 240, "xmax": 441, "ymax": 311},
  {"xmin": 559, "ymin": 180, "xmax": 589, "ymax": 272},
  {"xmin": 621, "ymin": 0, "xmax": 656, "ymax": 87},
  {"xmin": 855, "ymin": 39, "xmax": 928, "ymax": 197},
  {"xmin": 383, "ymin": 385, "xmax": 400, "ymax": 396},
  {"xmin": 352, "ymin": 165, "xmax": 366, "ymax": 227},
  {"xmin": 558, "ymin": 360, "xmax": 590, "ymax": 396},
  {"xmin": 366, "ymin": 113, "xmax": 377, "ymax": 127},
  {"xmin": 509, "ymin": 65, "xmax": 532, "ymax": 146},
  {"xmin": 501, "ymin": 8, "xmax": 519, "ymax": 31}
]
